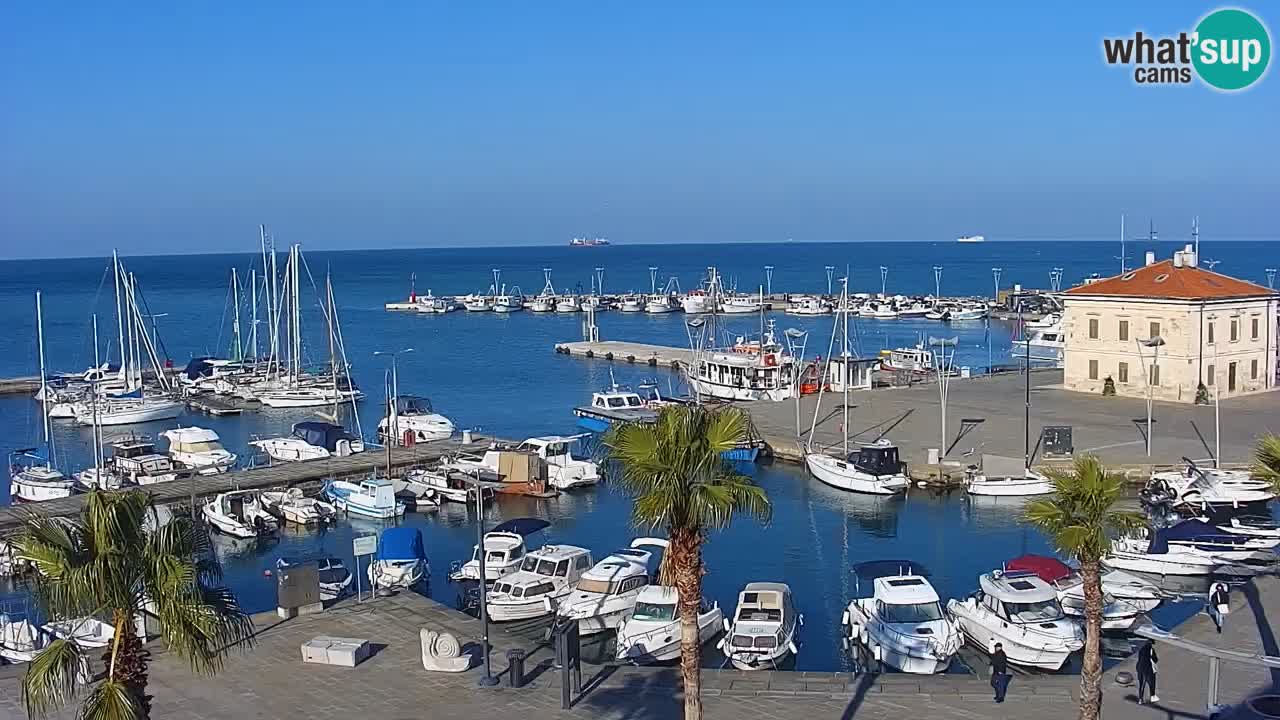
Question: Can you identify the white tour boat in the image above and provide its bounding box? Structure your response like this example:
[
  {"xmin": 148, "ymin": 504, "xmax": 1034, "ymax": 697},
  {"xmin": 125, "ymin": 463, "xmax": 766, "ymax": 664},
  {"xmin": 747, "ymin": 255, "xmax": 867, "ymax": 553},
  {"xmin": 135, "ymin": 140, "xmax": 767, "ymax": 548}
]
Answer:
[
  {"xmin": 160, "ymin": 427, "xmax": 237, "ymax": 474},
  {"xmin": 946, "ymin": 570, "xmax": 1083, "ymax": 670},
  {"xmin": 555, "ymin": 538, "xmax": 668, "ymax": 635},
  {"xmin": 615, "ymin": 586, "xmax": 723, "ymax": 664},
  {"xmin": 202, "ymin": 491, "xmax": 278, "ymax": 539},
  {"xmin": 322, "ymin": 477, "xmax": 406, "ymax": 519},
  {"xmin": 485, "ymin": 545, "xmax": 594, "ymax": 622},
  {"xmin": 842, "ymin": 561, "xmax": 962, "ymax": 674},
  {"xmin": 721, "ymin": 582, "xmax": 801, "ymax": 670}
]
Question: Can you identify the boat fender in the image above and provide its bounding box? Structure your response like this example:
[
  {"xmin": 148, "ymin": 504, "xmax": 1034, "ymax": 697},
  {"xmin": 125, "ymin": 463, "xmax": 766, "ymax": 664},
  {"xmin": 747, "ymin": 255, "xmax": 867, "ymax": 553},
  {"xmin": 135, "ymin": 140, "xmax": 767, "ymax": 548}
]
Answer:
[
  {"xmin": 722, "ymin": 618, "xmax": 732, "ymax": 633},
  {"xmin": 789, "ymin": 640, "xmax": 800, "ymax": 656},
  {"xmin": 648, "ymin": 358, "xmax": 658, "ymax": 367},
  {"xmin": 859, "ymin": 627, "xmax": 868, "ymax": 646},
  {"xmin": 840, "ymin": 610, "xmax": 850, "ymax": 626},
  {"xmin": 670, "ymin": 360, "xmax": 679, "ymax": 369},
  {"xmin": 605, "ymin": 352, "xmax": 613, "ymax": 361},
  {"xmin": 798, "ymin": 613, "xmax": 804, "ymax": 627},
  {"xmin": 871, "ymin": 643, "xmax": 882, "ymax": 662},
  {"xmin": 627, "ymin": 355, "xmax": 636, "ymax": 364},
  {"xmin": 585, "ymin": 350, "xmax": 594, "ymax": 358}
]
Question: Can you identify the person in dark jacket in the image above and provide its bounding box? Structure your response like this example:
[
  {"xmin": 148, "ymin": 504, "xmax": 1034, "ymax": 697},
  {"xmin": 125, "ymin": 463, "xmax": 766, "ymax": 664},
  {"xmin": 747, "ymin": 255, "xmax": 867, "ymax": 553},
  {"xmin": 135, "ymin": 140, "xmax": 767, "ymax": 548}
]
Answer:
[
  {"xmin": 991, "ymin": 643, "xmax": 1010, "ymax": 703},
  {"xmin": 1136, "ymin": 641, "xmax": 1159, "ymax": 704},
  {"xmin": 1210, "ymin": 583, "xmax": 1230, "ymax": 633}
]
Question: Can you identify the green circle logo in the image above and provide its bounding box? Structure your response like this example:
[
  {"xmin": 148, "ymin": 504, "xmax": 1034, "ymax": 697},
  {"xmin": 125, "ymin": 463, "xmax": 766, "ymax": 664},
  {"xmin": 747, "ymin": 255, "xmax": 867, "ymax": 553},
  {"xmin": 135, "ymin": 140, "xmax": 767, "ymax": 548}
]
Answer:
[{"xmin": 1193, "ymin": 8, "xmax": 1271, "ymax": 91}]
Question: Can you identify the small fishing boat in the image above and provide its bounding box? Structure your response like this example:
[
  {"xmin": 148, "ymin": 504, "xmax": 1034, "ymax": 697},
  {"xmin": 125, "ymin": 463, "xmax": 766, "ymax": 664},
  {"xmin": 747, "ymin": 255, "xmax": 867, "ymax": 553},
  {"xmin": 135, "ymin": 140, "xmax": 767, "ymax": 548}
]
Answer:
[
  {"xmin": 842, "ymin": 561, "xmax": 961, "ymax": 674},
  {"xmin": 493, "ymin": 288, "xmax": 525, "ymax": 313},
  {"xmin": 368, "ymin": 527, "xmax": 429, "ymax": 590},
  {"xmin": 946, "ymin": 570, "xmax": 1083, "ymax": 670},
  {"xmin": 529, "ymin": 269, "xmax": 557, "ymax": 312},
  {"xmin": 615, "ymin": 586, "xmax": 723, "ymax": 664},
  {"xmin": 680, "ymin": 290, "xmax": 715, "ymax": 314},
  {"xmin": 618, "ymin": 294, "xmax": 645, "ymax": 312},
  {"xmin": 721, "ymin": 582, "xmax": 801, "ymax": 670},
  {"xmin": 720, "ymin": 293, "xmax": 763, "ymax": 314},
  {"xmin": 485, "ymin": 545, "xmax": 594, "ymax": 622},
  {"xmin": 965, "ymin": 467, "xmax": 1054, "ymax": 496},
  {"xmin": 415, "ymin": 293, "xmax": 459, "ymax": 314},
  {"xmin": 202, "ymin": 491, "xmax": 278, "ymax": 539},
  {"xmin": 462, "ymin": 293, "xmax": 494, "ymax": 312},
  {"xmin": 398, "ymin": 467, "xmax": 489, "ymax": 504},
  {"xmin": 573, "ymin": 386, "xmax": 660, "ymax": 433},
  {"xmin": 0, "ymin": 616, "xmax": 50, "ymax": 663},
  {"xmin": 322, "ymin": 477, "xmax": 406, "ymax": 519},
  {"xmin": 645, "ymin": 293, "xmax": 678, "ymax": 314},
  {"xmin": 785, "ymin": 295, "xmax": 829, "ymax": 315},
  {"xmin": 251, "ymin": 421, "xmax": 364, "ymax": 463},
  {"xmin": 449, "ymin": 518, "xmax": 550, "ymax": 583},
  {"xmin": 42, "ymin": 617, "xmax": 115, "ymax": 649},
  {"xmin": 555, "ymin": 538, "xmax": 668, "ymax": 635},
  {"xmin": 259, "ymin": 488, "xmax": 338, "ymax": 525},
  {"xmin": 880, "ymin": 343, "xmax": 944, "ymax": 374},
  {"xmin": 160, "ymin": 427, "xmax": 237, "ymax": 474},
  {"xmin": 555, "ymin": 295, "xmax": 582, "ymax": 313}
]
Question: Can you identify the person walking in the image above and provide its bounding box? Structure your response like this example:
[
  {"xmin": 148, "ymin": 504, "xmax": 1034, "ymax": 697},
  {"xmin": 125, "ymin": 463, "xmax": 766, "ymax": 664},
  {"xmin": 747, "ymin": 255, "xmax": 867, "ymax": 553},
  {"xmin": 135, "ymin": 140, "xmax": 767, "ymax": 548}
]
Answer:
[
  {"xmin": 1210, "ymin": 582, "xmax": 1230, "ymax": 634},
  {"xmin": 991, "ymin": 643, "xmax": 1010, "ymax": 703},
  {"xmin": 1136, "ymin": 641, "xmax": 1159, "ymax": 704}
]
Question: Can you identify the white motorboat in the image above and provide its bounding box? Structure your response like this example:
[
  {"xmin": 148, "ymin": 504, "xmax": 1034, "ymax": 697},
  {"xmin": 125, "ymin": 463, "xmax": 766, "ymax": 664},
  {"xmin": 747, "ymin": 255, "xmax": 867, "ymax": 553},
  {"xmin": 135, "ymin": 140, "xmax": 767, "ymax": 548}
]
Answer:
[
  {"xmin": 160, "ymin": 427, "xmax": 237, "ymax": 474},
  {"xmin": 493, "ymin": 288, "xmax": 525, "ymax": 313},
  {"xmin": 462, "ymin": 293, "xmax": 494, "ymax": 312},
  {"xmin": 0, "ymin": 616, "xmax": 50, "ymax": 663},
  {"xmin": 250, "ymin": 421, "xmax": 364, "ymax": 463},
  {"xmin": 1005, "ymin": 555, "xmax": 1161, "ymax": 632},
  {"xmin": 397, "ymin": 467, "xmax": 488, "ymax": 504},
  {"xmin": 897, "ymin": 302, "xmax": 932, "ymax": 318},
  {"xmin": 202, "ymin": 491, "xmax": 278, "ymax": 539},
  {"xmin": 1027, "ymin": 313, "xmax": 1060, "ymax": 329},
  {"xmin": 957, "ymin": 234, "xmax": 985, "ymax": 243},
  {"xmin": 581, "ymin": 295, "xmax": 607, "ymax": 312},
  {"xmin": 680, "ymin": 291, "xmax": 715, "ymax": 314},
  {"xmin": 950, "ymin": 305, "xmax": 988, "ymax": 321},
  {"xmin": 1011, "ymin": 322, "xmax": 1065, "ymax": 363},
  {"xmin": 368, "ymin": 527, "xmax": 429, "ymax": 590},
  {"xmin": 259, "ymin": 488, "xmax": 338, "ymax": 525},
  {"xmin": 965, "ymin": 467, "xmax": 1054, "ymax": 497},
  {"xmin": 1145, "ymin": 462, "xmax": 1276, "ymax": 509},
  {"xmin": 619, "ymin": 295, "xmax": 645, "ymax": 312},
  {"xmin": 946, "ymin": 570, "xmax": 1083, "ymax": 670},
  {"xmin": 9, "ymin": 450, "xmax": 74, "ymax": 503},
  {"xmin": 555, "ymin": 538, "xmax": 668, "ymax": 635},
  {"xmin": 842, "ymin": 561, "xmax": 962, "ymax": 674},
  {"xmin": 322, "ymin": 477, "xmax": 405, "ymax": 519},
  {"xmin": 806, "ymin": 441, "xmax": 909, "ymax": 496},
  {"xmin": 645, "ymin": 293, "xmax": 678, "ymax": 313},
  {"xmin": 75, "ymin": 395, "xmax": 184, "ymax": 426},
  {"xmin": 721, "ymin": 582, "xmax": 801, "ymax": 670},
  {"xmin": 863, "ymin": 303, "xmax": 899, "ymax": 319},
  {"xmin": 615, "ymin": 586, "xmax": 723, "ymax": 664},
  {"xmin": 720, "ymin": 293, "xmax": 763, "ymax": 314},
  {"xmin": 486, "ymin": 545, "xmax": 594, "ymax": 622},
  {"xmin": 1215, "ymin": 516, "xmax": 1280, "ymax": 540},
  {"xmin": 42, "ymin": 617, "xmax": 115, "ymax": 649},
  {"xmin": 73, "ymin": 466, "xmax": 124, "ymax": 491},
  {"xmin": 277, "ymin": 557, "xmax": 352, "ymax": 601},
  {"xmin": 785, "ymin": 295, "xmax": 829, "ymax": 315},
  {"xmin": 444, "ymin": 436, "xmax": 601, "ymax": 491},
  {"xmin": 377, "ymin": 395, "xmax": 455, "ymax": 444},
  {"xmin": 100, "ymin": 437, "xmax": 188, "ymax": 486},
  {"xmin": 449, "ymin": 518, "xmax": 550, "ymax": 583},
  {"xmin": 415, "ymin": 293, "xmax": 459, "ymax": 314},
  {"xmin": 555, "ymin": 295, "xmax": 582, "ymax": 313},
  {"xmin": 1104, "ymin": 535, "xmax": 1236, "ymax": 577}
]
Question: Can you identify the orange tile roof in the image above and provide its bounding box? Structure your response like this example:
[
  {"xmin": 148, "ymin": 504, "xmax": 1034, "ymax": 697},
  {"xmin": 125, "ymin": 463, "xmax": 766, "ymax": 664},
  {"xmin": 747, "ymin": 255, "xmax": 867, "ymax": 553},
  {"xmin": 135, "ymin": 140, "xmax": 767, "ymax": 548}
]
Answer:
[{"xmin": 1064, "ymin": 259, "xmax": 1277, "ymax": 301}]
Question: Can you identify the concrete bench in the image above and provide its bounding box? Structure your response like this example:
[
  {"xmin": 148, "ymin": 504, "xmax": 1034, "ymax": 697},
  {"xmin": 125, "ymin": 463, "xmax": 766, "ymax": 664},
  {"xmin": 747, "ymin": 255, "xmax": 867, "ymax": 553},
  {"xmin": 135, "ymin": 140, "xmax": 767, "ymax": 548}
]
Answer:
[{"xmin": 301, "ymin": 635, "xmax": 372, "ymax": 668}]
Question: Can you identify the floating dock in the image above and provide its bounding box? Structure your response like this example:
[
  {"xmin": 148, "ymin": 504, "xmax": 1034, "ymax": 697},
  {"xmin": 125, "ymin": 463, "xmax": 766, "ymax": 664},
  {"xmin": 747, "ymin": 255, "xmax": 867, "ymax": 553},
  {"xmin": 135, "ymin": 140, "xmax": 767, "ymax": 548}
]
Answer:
[
  {"xmin": 0, "ymin": 377, "xmax": 40, "ymax": 396},
  {"xmin": 0, "ymin": 437, "xmax": 493, "ymax": 532},
  {"xmin": 553, "ymin": 340, "xmax": 693, "ymax": 368}
]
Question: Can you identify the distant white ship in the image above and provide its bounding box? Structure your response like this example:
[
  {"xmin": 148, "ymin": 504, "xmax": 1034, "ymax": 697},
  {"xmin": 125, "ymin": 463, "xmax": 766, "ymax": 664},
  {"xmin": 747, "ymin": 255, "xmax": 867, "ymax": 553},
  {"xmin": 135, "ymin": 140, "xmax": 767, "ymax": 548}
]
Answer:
[
  {"xmin": 957, "ymin": 235, "xmax": 985, "ymax": 243},
  {"xmin": 570, "ymin": 237, "xmax": 610, "ymax": 247}
]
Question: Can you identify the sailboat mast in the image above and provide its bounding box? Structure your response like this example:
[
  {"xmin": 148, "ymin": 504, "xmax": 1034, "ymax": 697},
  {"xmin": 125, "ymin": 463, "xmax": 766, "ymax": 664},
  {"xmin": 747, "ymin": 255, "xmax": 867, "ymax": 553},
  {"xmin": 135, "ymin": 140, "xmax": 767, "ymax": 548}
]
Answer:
[
  {"xmin": 293, "ymin": 244, "xmax": 302, "ymax": 381},
  {"xmin": 328, "ymin": 272, "xmax": 338, "ymax": 419},
  {"xmin": 231, "ymin": 268, "xmax": 242, "ymax": 362},
  {"xmin": 35, "ymin": 291, "xmax": 52, "ymax": 465},
  {"xmin": 113, "ymin": 250, "xmax": 125, "ymax": 381},
  {"xmin": 250, "ymin": 268, "xmax": 259, "ymax": 361},
  {"xmin": 91, "ymin": 313, "xmax": 102, "ymax": 478},
  {"xmin": 841, "ymin": 278, "xmax": 850, "ymax": 459}
]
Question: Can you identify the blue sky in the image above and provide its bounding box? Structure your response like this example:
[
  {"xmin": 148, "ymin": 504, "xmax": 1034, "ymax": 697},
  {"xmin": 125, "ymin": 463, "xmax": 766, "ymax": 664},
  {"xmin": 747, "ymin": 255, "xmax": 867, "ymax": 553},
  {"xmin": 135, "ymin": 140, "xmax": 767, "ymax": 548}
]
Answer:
[{"xmin": 1, "ymin": 1, "xmax": 1276, "ymax": 258}]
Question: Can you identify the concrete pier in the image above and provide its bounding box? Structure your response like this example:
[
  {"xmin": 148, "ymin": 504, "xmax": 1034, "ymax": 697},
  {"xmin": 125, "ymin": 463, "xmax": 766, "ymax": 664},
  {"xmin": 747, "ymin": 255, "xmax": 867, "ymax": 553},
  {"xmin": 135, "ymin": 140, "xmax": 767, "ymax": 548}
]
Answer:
[{"xmin": 554, "ymin": 340, "xmax": 693, "ymax": 368}]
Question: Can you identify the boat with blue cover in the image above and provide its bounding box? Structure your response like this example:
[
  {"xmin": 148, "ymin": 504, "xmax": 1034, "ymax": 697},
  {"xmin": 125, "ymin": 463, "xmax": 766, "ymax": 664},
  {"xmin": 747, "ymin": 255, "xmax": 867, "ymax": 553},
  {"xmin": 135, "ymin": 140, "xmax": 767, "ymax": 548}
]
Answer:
[{"xmin": 368, "ymin": 527, "xmax": 429, "ymax": 590}]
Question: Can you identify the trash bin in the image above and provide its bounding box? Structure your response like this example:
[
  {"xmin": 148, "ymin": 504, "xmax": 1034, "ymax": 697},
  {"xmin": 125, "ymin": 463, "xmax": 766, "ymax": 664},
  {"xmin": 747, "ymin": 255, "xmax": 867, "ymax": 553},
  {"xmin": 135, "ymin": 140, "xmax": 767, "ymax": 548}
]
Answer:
[{"xmin": 507, "ymin": 649, "xmax": 526, "ymax": 688}]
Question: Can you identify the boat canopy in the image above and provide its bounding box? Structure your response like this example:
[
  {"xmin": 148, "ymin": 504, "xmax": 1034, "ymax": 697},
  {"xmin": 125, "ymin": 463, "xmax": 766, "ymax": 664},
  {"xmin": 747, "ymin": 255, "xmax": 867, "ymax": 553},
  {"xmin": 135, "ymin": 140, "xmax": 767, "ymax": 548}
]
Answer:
[
  {"xmin": 161, "ymin": 427, "xmax": 220, "ymax": 445},
  {"xmin": 979, "ymin": 571, "xmax": 1058, "ymax": 603},
  {"xmin": 847, "ymin": 442, "xmax": 902, "ymax": 477},
  {"xmin": 108, "ymin": 388, "xmax": 143, "ymax": 400},
  {"xmin": 489, "ymin": 518, "xmax": 551, "ymax": 537},
  {"xmin": 394, "ymin": 396, "xmax": 435, "ymax": 415},
  {"xmin": 376, "ymin": 527, "xmax": 427, "ymax": 562},
  {"xmin": 292, "ymin": 421, "xmax": 357, "ymax": 451},
  {"xmin": 1005, "ymin": 554, "xmax": 1073, "ymax": 584},
  {"xmin": 1147, "ymin": 519, "xmax": 1250, "ymax": 554},
  {"xmin": 183, "ymin": 357, "xmax": 217, "ymax": 380}
]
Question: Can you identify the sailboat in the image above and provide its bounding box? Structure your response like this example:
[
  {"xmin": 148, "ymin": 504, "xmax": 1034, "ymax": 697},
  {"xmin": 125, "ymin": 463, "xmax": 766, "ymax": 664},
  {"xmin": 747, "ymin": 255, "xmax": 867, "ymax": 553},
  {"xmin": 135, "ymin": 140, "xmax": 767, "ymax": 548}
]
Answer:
[
  {"xmin": 74, "ymin": 253, "xmax": 183, "ymax": 426},
  {"xmin": 803, "ymin": 279, "xmax": 909, "ymax": 495},
  {"xmin": 10, "ymin": 292, "xmax": 76, "ymax": 503},
  {"xmin": 966, "ymin": 327, "xmax": 1054, "ymax": 496}
]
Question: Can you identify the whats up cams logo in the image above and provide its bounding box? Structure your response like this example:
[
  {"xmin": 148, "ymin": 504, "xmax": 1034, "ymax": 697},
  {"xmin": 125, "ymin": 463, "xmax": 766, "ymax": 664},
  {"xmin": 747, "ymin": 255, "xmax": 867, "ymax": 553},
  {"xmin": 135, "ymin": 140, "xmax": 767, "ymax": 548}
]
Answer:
[{"xmin": 1103, "ymin": 7, "xmax": 1271, "ymax": 91}]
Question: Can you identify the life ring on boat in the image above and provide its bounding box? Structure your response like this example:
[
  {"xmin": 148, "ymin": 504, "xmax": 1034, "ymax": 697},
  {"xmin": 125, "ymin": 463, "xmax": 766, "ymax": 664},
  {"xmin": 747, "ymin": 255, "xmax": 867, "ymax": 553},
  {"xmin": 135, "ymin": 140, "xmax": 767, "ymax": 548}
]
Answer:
[{"xmin": 764, "ymin": 353, "xmax": 778, "ymax": 367}]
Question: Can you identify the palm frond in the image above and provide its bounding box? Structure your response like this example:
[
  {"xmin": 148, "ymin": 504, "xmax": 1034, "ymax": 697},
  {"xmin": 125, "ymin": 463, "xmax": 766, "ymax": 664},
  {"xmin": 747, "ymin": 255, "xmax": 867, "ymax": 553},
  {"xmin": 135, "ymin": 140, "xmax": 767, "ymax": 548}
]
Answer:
[
  {"xmin": 1020, "ymin": 455, "xmax": 1135, "ymax": 563},
  {"xmin": 21, "ymin": 638, "xmax": 85, "ymax": 717},
  {"xmin": 1254, "ymin": 434, "xmax": 1280, "ymax": 489},
  {"xmin": 76, "ymin": 678, "xmax": 142, "ymax": 720}
]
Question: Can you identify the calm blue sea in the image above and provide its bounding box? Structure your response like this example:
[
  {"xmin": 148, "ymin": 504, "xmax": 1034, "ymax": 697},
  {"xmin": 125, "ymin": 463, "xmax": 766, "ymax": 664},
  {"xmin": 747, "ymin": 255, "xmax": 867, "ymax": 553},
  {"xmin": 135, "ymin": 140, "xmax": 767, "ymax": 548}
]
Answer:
[{"xmin": 4, "ymin": 239, "xmax": 1268, "ymax": 671}]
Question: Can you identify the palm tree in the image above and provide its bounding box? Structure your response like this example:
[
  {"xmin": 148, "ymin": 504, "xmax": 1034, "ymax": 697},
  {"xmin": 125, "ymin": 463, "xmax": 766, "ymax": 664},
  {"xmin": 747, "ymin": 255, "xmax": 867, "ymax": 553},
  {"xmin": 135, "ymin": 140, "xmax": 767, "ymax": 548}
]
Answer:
[
  {"xmin": 1254, "ymin": 433, "xmax": 1280, "ymax": 488},
  {"xmin": 605, "ymin": 405, "xmax": 771, "ymax": 720},
  {"xmin": 1023, "ymin": 456, "xmax": 1146, "ymax": 720},
  {"xmin": 13, "ymin": 490, "xmax": 255, "ymax": 720}
]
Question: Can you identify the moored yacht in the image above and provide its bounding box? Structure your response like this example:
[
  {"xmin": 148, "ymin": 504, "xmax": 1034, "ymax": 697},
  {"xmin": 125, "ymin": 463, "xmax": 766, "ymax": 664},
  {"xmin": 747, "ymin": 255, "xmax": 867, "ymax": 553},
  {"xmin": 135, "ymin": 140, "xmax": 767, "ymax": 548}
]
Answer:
[
  {"xmin": 1005, "ymin": 555, "xmax": 1161, "ymax": 631},
  {"xmin": 160, "ymin": 427, "xmax": 237, "ymax": 474},
  {"xmin": 946, "ymin": 570, "xmax": 1083, "ymax": 670},
  {"xmin": 485, "ymin": 545, "xmax": 594, "ymax": 621},
  {"xmin": 250, "ymin": 421, "xmax": 364, "ymax": 463},
  {"xmin": 449, "ymin": 518, "xmax": 549, "ymax": 583},
  {"xmin": 615, "ymin": 586, "xmax": 723, "ymax": 664},
  {"xmin": 806, "ymin": 440, "xmax": 909, "ymax": 496},
  {"xmin": 376, "ymin": 395, "xmax": 455, "ymax": 445},
  {"xmin": 555, "ymin": 539, "xmax": 668, "ymax": 634},
  {"xmin": 202, "ymin": 491, "xmax": 278, "ymax": 539},
  {"xmin": 74, "ymin": 394, "xmax": 183, "ymax": 427},
  {"xmin": 721, "ymin": 582, "xmax": 801, "ymax": 670},
  {"xmin": 9, "ymin": 450, "xmax": 74, "ymax": 503},
  {"xmin": 1144, "ymin": 461, "xmax": 1275, "ymax": 509},
  {"xmin": 842, "ymin": 561, "xmax": 961, "ymax": 674}
]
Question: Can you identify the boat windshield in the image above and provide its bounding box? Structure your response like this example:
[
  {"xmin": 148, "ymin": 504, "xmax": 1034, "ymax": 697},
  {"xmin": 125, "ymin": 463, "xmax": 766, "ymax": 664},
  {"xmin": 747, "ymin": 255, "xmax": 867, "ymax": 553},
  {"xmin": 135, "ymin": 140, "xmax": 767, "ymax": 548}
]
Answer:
[
  {"xmin": 176, "ymin": 441, "xmax": 223, "ymax": 452},
  {"xmin": 1005, "ymin": 599, "xmax": 1064, "ymax": 623},
  {"xmin": 881, "ymin": 602, "xmax": 944, "ymax": 623},
  {"xmin": 632, "ymin": 602, "xmax": 676, "ymax": 621},
  {"xmin": 576, "ymin": 578, "xmax": 618, "ymax": 595},
  {"xmin": 520, "ymin": 556, "xmax": 558, "ymax": 575}
]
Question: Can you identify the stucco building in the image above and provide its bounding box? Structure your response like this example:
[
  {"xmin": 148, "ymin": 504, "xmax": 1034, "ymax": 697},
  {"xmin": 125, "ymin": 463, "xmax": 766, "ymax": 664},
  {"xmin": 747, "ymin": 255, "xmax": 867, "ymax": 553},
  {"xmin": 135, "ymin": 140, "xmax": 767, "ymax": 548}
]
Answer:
[{"xmin": 1061, "ymin": 250, "xmax": 1277, "ymax": 403}]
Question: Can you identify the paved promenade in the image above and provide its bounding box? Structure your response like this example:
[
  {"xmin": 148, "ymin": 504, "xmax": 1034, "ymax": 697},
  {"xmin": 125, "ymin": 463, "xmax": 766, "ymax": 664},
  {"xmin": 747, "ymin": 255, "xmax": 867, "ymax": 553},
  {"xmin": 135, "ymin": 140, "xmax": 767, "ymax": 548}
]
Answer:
[{"xmin": 6, "ymin": 574, "xmax": 1277, "ymax": 720}]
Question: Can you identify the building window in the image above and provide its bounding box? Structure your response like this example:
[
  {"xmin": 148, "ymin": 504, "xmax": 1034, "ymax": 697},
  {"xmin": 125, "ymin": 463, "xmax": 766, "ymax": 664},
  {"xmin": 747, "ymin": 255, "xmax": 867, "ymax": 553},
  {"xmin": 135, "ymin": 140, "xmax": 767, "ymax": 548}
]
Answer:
[
  {"xmin": 1149, "ymin": 321, "xmax": 1161, "ymax": 340},
  {"xmin": 1229, "ymin": 363, "xmax": 1237, "ymax": 391},
  {"xmin": 1150, "ymin": 364, "xmax": 1160, "ymax": 386},
  {"xmin": 1253, "ymin": 359, "xmax": 1259, "ymax": 379},
  {"xmin": 1207, "ymin": 322, "xmax": 1215, "ymax": 345},
  {"xmin": 1207, "ymin": 364, "xmax": 1215, "ymax": 386},
  {"xmin": 1118, "ymin": 362, "xmax": 1129, "ymax": 383},
  {"xmin": 1230, "ymin": 319, "xmax": 1239, "ymax": 342},
  {"xmin": 1253, "ymin": 317, "xmax": 1260, "ymax": 340},
  {"xmin": 1088, "ymin": 318, "xmax": 1099, "ymax": 340},
  {"xmin": 1089, "ymin": 359, "xmax": 1098, "ymax": 380},
  {"xmin": 1118, "ymin": 320, "xmax": 1129, "ymax": 342}
]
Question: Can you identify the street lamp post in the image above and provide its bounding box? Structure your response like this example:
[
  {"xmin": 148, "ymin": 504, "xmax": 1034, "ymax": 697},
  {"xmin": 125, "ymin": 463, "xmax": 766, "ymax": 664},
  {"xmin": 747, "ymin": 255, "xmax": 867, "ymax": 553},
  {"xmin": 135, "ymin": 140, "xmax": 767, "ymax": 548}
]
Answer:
[
  {"xmin": 879, "ymin": 266, "xmax": 889, "ymax": 297},
  {"xmin": 1137, "ymin": 336, "xmax": 1166, "ymax": 457},
  {"xmin": 929, "ymin": 336, "xmax": 958, "ymax": 458},
  {"xmin": 932, "ymin": 265, "xmax": 943, "ymax": 301},
  {"xmin": 992, "ymin": 268, "xmax": 1003, "ymax": 304},
  {"xmin": 764, "ymin": 265, "xmax": 774, "ymax": 296},
  {"xmin": 825, "ymin": 266, "xmax": 835, "ymax": 296},
  {"xmin": 466, "ymin": 470, "xmax": 499, "ymax": 687},
  {"xmin": 784, "ymin": 328, "xmax": 808, "ymax": 436}
]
